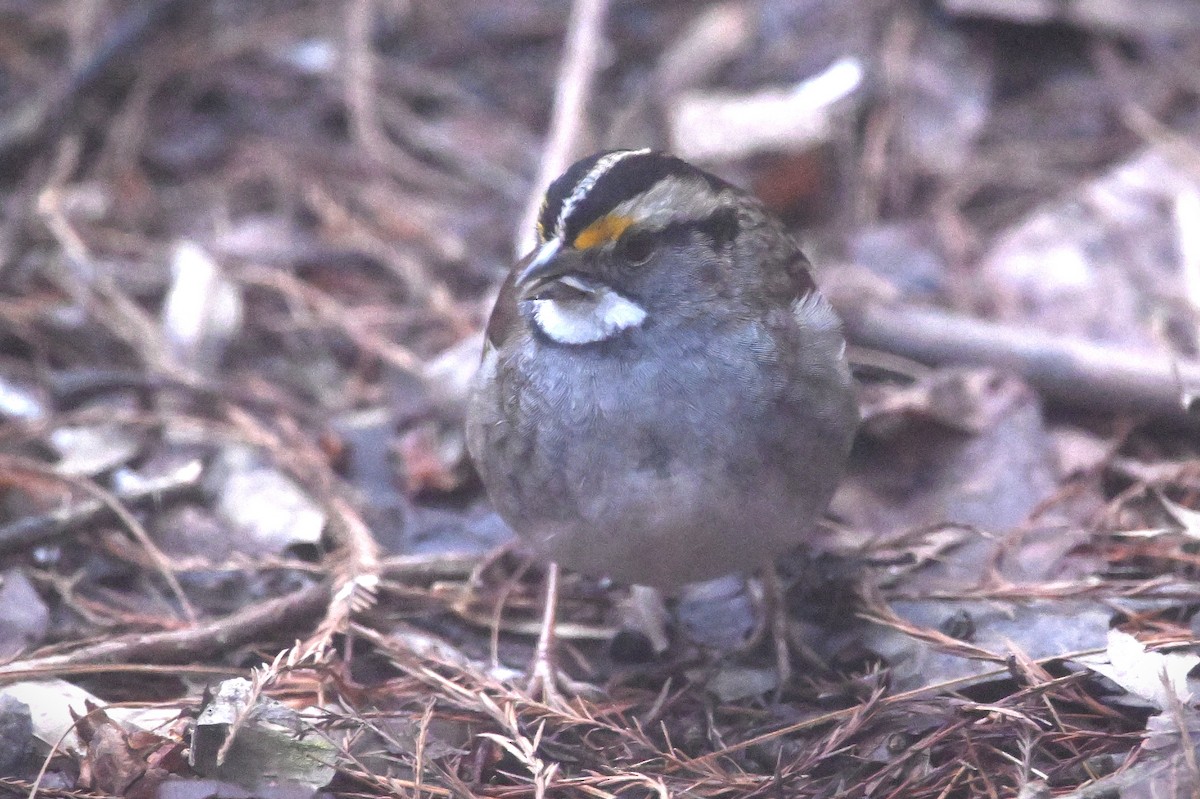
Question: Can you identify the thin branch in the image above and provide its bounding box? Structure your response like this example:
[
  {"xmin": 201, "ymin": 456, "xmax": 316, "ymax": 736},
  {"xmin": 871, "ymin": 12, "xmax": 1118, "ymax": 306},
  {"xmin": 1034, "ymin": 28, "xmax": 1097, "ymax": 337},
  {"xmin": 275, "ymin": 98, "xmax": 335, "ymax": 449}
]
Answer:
[
  {"xmin": 0, "ymin": 454, "xmax": 197, "ymax": 622},
  {"xmin": 0, "ymin": 456, "xmax": 202, "ymax": 555},
  {"xmin": 838, "ymin": 300, "xmax": 1200, "ymax": 428},
  {"xmin": 513, "ymin": 0, "xmax": 612, "ymax": 258},
  {"xmin": 0, "ymin": 580, "xmax": 329, "ymax": 680},
  {"xmin": 0, "ymin": 0, "xmax": 191, "ymax": 163}
]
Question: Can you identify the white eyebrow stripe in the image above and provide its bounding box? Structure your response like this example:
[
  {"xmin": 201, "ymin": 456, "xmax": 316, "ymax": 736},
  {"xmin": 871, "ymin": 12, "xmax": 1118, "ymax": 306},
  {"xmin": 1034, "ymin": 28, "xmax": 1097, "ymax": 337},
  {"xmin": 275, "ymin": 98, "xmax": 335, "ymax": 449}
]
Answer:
[{"xmin": 554, "ymin": 148, "xmax": 651, "ymax": 240}]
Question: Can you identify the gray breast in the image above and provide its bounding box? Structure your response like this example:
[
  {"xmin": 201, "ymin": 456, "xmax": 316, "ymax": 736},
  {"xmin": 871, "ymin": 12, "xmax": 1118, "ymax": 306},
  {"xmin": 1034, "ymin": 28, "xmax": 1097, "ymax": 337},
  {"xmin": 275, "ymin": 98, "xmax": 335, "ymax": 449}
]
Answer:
[{"xmin": 466, "ymin": 313, "xmax": 856, "ymax": 589}]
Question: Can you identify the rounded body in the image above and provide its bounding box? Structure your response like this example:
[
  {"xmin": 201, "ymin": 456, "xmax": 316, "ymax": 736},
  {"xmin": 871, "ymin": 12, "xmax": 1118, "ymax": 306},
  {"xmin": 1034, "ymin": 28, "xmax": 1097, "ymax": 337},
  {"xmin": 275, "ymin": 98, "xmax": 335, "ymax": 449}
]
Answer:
[{"xmin": 466, "ymin": 293, "xmax": 858, "ymax": 589}]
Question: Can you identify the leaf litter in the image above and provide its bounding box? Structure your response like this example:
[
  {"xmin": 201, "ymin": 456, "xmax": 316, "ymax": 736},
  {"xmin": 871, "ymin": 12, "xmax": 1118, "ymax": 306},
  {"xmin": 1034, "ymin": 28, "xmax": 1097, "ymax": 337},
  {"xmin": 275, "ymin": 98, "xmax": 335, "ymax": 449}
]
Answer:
[{"xmin": 1, "ymin": 1, "xmax": 1200, "ymax": 797}]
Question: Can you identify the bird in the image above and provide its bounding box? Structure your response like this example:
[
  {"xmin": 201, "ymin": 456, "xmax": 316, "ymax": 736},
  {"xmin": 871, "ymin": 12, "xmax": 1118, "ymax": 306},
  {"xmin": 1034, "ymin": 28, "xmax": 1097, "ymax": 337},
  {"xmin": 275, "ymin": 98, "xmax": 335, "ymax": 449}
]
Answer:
[{"xmin": 465, "ymin": 149, "xmax": 859, "ymax": 695}]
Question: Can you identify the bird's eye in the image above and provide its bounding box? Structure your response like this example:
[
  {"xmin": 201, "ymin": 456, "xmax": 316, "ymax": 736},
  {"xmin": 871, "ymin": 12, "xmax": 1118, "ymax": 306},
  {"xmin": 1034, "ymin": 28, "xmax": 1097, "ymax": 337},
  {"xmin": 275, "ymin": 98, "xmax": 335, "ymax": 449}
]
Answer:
[{"xmin": 616, "ymin": 229, "xmax": 657, "ymax": 266}]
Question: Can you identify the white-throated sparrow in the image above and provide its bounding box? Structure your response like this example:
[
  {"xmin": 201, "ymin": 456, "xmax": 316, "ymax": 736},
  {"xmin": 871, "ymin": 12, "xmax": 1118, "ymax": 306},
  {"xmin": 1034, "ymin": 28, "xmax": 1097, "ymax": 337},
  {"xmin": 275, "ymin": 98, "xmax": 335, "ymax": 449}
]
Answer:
[
  {"xmin": 467, "ymin": 151, "xmax": 857, "ymax": 694},
  {"xmin": 468, "ymin": 149, "xmax": 858, "ymax": 591}
]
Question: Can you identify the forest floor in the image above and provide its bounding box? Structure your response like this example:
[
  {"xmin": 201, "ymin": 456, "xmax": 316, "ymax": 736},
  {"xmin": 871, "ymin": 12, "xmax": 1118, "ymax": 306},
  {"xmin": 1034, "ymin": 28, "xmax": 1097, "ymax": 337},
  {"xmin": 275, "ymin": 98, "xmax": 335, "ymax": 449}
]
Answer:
[{"xmin": 2, "ymin": 1, "xmax": 1200, "ymax": 797}]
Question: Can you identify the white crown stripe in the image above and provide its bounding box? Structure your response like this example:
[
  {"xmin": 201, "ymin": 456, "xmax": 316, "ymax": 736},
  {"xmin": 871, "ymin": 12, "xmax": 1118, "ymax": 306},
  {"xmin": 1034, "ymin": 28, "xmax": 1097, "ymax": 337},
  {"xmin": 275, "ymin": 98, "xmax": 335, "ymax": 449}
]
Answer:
[{"xmin": 553, "ymin": 148, "xmax": 651, "ymax": 240}]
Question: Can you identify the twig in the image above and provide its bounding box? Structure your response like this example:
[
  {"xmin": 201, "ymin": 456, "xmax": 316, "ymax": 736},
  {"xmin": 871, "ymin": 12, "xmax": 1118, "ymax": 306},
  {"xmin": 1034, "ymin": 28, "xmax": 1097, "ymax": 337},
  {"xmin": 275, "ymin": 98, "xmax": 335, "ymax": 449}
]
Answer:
[
  {"xmin": 0, "ymin": 454, "xmax": 197, "ymax": 622},
  {"xmin": 36, "ymin": 138, "xmax": 183, "ymax": 379},
  {"xmin": 219, "ymin": 407, "xmax": 380, "ymax": 657},
  {"xmin": 1175, "ymin": 185, "xmax": 1200, "ymax": 344},
  {"xmin": 0, "ymin": 456, "xmax": 202, "ymax": 555},
  {"xmin": 307, "ymin": 493, "xmax": 381, "ymax": 654},
  {"xmin": 854, "ymin": 7, "xmax": 918, "ymax": 225},
  {"xmin": 0, "ymin": 663, "xmax": 240, "ymax": 682},
  {"xmin": 236, "ymin": 264, "xmax": 426, "ymax": 374},
  {"xmin": 605, "ymin": 2, "xmax": 751, "ymax": 145},
  {"xmin": 45, "ymin": 368, "xmax": 316, "ymax": 420},
  {"xmin": 1118, "ymin": 103, "xmax": 1200, "ymax": 183},
  {"xmin": 0, "ymin": 579, "xmax": 329, "ymax": 680},
  {"xmin": 0, "ymin": 0, "xmax": 191, "ymax": 163},
  {"xmin": 28, "ymin": 701, "xmax": 113, "ymax": 799},
  {"xmin": 213, "ymin": 644, "xmax": 324, "ymax": 767},
  {"xmin": 290, "ymin": 186, "xmax": 467, "ymax": 332},
  {"xmin": 685, "ymin": 645, "xmax": 1108, "ymax": 771},
  {"xmin": 343, "ymin": 0, "xmax": 455, "ymax": 193},
  {"xmin": 838, "ymin": 300, "xmax": 1200, "ymax": 428},
  {"xmin": 1092, "ymin": 40, "xmax": 1200, "ymax": 181},
  {"xmin": 514, "ymin": 0, "xmax": 612, "ymax": 258}
]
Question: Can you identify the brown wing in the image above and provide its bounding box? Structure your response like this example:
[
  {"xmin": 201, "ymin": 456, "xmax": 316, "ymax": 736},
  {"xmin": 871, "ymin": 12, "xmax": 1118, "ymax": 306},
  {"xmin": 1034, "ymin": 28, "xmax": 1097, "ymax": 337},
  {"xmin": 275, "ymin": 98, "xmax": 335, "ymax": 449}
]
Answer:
[{"xmin": 484, "ymin": 253, "xmax": 531, "ymax": 350}]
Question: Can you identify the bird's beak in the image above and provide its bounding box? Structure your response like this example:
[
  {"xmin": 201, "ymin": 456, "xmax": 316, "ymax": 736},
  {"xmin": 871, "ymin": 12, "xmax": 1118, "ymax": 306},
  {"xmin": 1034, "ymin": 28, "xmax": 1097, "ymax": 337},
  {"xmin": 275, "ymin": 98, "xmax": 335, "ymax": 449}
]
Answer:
[{"xmin": 514, "ymin": 239, "xmax": 586, "ymax": 297}]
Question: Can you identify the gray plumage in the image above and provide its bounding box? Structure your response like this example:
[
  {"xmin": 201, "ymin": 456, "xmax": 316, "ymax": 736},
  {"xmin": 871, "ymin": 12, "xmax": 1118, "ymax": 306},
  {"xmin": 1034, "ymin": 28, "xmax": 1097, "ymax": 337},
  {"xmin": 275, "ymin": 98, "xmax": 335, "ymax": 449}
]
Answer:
[{"xmin": 466, "ymin": 153, "xmax": 858, "ymax": 589}]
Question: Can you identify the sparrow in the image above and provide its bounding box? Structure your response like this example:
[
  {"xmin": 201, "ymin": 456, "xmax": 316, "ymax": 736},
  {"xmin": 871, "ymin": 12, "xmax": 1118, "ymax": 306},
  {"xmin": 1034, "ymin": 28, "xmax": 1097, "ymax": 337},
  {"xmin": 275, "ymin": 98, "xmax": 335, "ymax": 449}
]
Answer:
[{"xmin": 465, "ymin": 150, "xmax": 858, "ymax": 692}]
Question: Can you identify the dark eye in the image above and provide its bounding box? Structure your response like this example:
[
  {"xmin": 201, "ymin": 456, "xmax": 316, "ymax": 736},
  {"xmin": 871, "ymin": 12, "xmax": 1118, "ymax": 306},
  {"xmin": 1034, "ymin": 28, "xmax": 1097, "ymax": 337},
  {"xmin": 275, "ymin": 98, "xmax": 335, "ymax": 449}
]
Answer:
[{"xmin": 617, "ymin": 229, "xmax": 657, "ymax": 265}]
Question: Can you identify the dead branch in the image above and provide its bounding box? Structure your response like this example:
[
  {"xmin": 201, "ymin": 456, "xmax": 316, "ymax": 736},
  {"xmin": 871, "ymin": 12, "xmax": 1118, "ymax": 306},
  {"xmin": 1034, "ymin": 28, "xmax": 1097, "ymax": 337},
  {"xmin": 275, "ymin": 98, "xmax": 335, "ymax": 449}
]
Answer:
[
  {"xmin": 0, "ymin": 454, "xmax": 197, "ymax": 622},
  {"xmin": 0, "ymin": 454, "xmax": 202, "ymax": 555},
  {"xmin": 839, "ymin": 300, "xmax": 1200, "ymax": 428},
  {"xmin": 0, "ymin": 0, "xmax": 190, "ymax": 164},
  {"xmin": 514, "ymin": 0, "xmax": 612, "ymax": 258},
  {"xmin": 0, "ymin": 580, "xmax": 329, "ymax": 679}
]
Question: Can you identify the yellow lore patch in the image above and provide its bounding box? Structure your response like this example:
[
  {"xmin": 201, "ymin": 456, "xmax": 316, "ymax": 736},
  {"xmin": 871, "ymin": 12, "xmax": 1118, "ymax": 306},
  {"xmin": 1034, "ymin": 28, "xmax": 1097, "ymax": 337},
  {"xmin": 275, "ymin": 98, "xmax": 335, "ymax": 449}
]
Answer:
[{"xmin": 573, "ymin": 214, "xmax": 635, "ymax": 250}]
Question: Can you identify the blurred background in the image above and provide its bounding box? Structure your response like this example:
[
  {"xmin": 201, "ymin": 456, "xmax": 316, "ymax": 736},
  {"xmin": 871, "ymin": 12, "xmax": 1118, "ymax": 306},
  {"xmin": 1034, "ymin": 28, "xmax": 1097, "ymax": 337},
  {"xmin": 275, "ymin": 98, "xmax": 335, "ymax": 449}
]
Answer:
[
  {"xmin": 3, "ymin": 0, "xmax": 1198, "ymax": 367},
  {"xmin": 2, "ymin": 1, "xmax": 1200, "ymax": 796}
]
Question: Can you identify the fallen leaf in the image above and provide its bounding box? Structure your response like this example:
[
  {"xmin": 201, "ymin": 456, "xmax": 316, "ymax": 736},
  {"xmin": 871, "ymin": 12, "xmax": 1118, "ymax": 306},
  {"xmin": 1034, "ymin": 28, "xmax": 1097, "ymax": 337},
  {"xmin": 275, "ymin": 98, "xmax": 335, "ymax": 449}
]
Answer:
[{"xmin": 1076, "ymin": 629, "xmax": 1199, "ymax": 710}]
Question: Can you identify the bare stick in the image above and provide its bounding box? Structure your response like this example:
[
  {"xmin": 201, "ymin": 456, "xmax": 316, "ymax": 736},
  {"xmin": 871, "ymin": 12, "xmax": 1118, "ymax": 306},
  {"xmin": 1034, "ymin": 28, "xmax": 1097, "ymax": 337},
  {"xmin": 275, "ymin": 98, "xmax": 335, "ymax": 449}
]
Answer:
[
  {"xmin": 0, "ymin": 455, "xmax": 197, "ymax": 622},
  {"xmin": 838, "ymin": 301, "xmax": 1200, "ymax": 427},
  {"xmin": 513, "ymin": 0, "xmax": 612, "ymax": 258},
  {"xmin": 0, "ymin": 457, "xmax": 202, "ymax": 555},
  {"xmin": 0, "ymin": 0, "xmax": 190, "ymax": 161},
  {"xmin": 0, "ymin": 580, "xmax": 329, "ymax": 679}
]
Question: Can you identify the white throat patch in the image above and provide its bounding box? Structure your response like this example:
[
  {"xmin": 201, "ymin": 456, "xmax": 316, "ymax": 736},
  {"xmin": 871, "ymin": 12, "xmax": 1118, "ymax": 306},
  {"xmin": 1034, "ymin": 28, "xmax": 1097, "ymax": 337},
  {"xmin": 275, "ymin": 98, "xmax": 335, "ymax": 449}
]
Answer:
[{"xmin": 531, "ymin": 286, "xmax": 647, "ymax": 345}]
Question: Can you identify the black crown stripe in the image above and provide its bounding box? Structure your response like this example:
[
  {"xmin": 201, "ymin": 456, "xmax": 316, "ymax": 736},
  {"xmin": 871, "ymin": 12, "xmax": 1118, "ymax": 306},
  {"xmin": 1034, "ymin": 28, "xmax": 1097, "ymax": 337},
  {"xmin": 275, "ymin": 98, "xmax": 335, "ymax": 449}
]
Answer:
[
  {"xmin": 537, "ymin": 152, "xmax": 614, "ymax": 242},
  {"xmin": 537, "ymin": 151, "xmax": 731, "ymax": 247}
]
